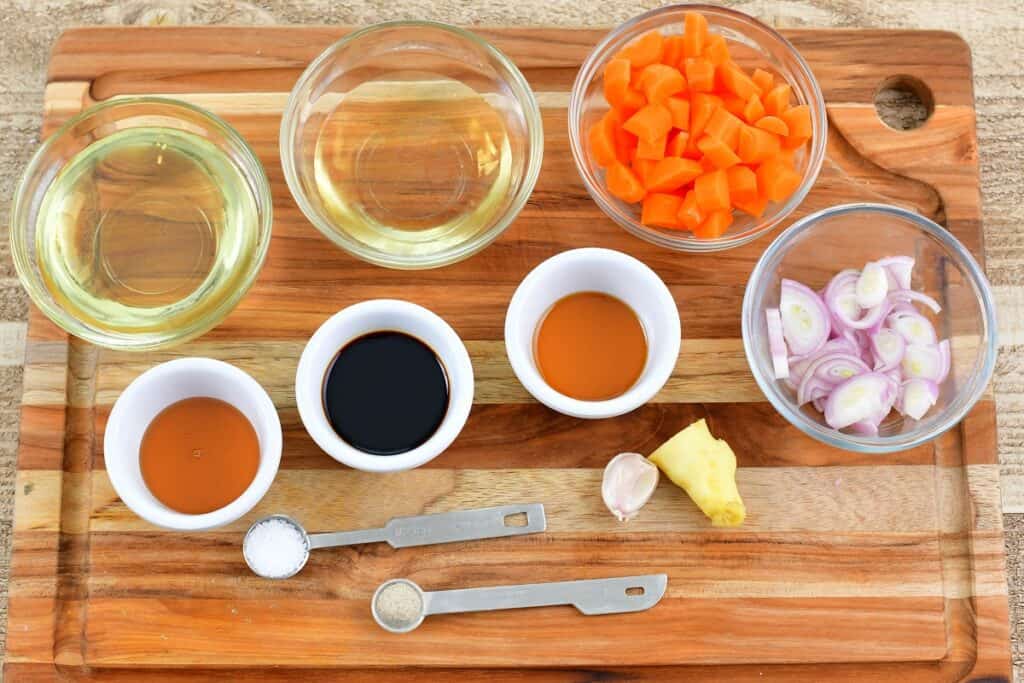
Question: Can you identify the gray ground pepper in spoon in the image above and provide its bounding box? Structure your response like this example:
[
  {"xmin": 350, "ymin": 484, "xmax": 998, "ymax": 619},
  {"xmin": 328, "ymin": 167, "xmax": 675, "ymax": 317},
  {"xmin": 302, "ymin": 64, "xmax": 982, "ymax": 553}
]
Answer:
[
  {"xmin": 243, "ymin": 504, "xmax": 546, "ymax": 579},
  {"xmin": 372, "ymin": 574, "xmax": 668, "ymax": 633}
]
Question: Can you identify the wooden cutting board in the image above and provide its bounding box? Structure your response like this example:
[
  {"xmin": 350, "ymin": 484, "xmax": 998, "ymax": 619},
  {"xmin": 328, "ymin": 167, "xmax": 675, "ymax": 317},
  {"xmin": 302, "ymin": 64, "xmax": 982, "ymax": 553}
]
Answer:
[{"xmin": 5, "ymin": 26, "xmax": 1010, "ymax": 681}]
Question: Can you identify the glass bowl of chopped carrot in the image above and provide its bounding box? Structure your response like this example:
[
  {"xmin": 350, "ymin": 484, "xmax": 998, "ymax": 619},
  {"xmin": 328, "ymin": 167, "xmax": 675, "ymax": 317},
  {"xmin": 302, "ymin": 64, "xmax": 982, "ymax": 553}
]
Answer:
[{"xmin": 569, "ymin": 5, "xmax": 826, "ymax": 251}]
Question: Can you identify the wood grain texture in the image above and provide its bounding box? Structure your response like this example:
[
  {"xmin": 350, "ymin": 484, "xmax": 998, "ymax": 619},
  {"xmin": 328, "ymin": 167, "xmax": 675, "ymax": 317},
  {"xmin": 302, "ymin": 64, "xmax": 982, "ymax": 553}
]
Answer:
[{"xmin": 3, "ymin": 25, "xmax": 1009, "ymax": 681}]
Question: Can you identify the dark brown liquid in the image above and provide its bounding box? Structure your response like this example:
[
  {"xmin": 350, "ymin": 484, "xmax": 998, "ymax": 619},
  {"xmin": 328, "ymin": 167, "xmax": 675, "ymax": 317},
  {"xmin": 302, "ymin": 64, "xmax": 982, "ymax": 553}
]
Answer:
[
  {"xmin": 534, "ymin": 292, "xmax": 648, "ymax": 401},
  {"xmin": 323, "ymin": 331, "xmax": 449, "ymax": 455},
  {"xmin": 140, "ymin": 397, "xmax": 260, "ymax": 514}
]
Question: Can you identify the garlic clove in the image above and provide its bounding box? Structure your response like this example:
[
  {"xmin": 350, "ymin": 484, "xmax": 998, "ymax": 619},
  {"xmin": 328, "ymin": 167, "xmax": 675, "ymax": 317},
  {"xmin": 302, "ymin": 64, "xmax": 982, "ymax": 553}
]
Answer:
[{"xmin": 602, "ymin": 452, "xmax": 659, "ymax": 522}]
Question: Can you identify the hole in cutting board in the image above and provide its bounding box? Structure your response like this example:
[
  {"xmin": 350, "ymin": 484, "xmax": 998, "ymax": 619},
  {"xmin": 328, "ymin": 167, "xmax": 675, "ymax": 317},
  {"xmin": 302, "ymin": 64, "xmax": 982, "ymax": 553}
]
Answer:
[
  {"xmin": 504, "ymin": 512, "xmax": 528, "ymax": 527},
  {"xmin": 625, "ymin": 586, "xmax": 645, "ymax": 596},
  {"xmin": 874, "ymin": 75, "xmax": 934, "ymax": 130}
]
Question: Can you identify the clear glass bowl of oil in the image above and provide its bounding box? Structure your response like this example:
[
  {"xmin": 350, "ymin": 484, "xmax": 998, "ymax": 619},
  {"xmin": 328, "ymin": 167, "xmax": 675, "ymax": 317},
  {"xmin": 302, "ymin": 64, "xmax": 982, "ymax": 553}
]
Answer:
[
  {"xmin": 281, "ymin": 21, "xmax": 544, "ymax": 269},
  {"xmin": 11, "ymin": 98, "xmax": 272, "ymax": 350}
]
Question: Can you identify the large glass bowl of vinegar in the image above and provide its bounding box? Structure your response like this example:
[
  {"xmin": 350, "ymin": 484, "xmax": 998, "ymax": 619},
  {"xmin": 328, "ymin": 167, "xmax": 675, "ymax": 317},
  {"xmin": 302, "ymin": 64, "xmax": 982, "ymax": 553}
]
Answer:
[
  {"xmin": 280, "ymin": 21, "xmax": 544, "ymax": 270},
  {"xmin": 11, "ymin": 97, "xmax": 273, "ymax": 351}
]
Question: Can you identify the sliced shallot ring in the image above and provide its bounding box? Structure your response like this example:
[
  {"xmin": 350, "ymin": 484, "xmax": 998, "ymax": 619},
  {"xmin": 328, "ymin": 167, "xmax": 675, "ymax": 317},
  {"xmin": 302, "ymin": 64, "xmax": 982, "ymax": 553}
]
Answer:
[
  {"xmin": 824, "ymin": 372, "xmax": 895, "ymax": 430},
  {"xmin": 887, "ymin": 310, "xmax": 937, "ymax": 346},
  {"xmin": 871, "ymin": 328, "xmax": 906, "ymax": 371},
  {"xmin": 877, "ymin": 256, "xmax": 914, "ymax": 290},
  {"xmin": 856, "ymin": 261, "xmax": 889, "ymax": 308},
  {"xmin": 898, "ymin": 379, "xmax": 940, "ymax": 420},
  {"xmin": 890, "ymin": 289, "xmax": 941, "ymax": 314},
  {"xmin": 780, "ymin": 279, "xmax": 831, "ymax": 356},
  {"xmin": 901, "ymin": 343, "xmax": 944, "ymax": 381},
  {"xmin": 766, "ymin": 308, "xmax": 789, "ymax": 379}
]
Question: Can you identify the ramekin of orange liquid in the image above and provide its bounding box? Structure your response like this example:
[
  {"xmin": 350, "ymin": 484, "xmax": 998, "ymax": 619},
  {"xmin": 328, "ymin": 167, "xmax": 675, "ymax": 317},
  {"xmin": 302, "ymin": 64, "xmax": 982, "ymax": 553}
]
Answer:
[
  {"xmin": 104, "ymin": 358, "xmax": 282, "ymax": 531},
  {"xmin": 504, "ymin": 248, "xmax": 681, "ymax": 419}
]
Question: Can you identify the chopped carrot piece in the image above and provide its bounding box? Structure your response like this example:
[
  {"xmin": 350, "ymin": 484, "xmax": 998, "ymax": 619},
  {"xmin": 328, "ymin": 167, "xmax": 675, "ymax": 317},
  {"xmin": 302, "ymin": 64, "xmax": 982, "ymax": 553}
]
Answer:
[
  {"xmin": 694, "ymin": 169, "xmax": 730, "ymax": 212},
  {"xmin": 697, "ymin": 135, "xmax": 741, "ymax": 169},
  {"xmin": 738, "ymin": 125, "xmax": 782, "ymax": 164},
  {"xmin": 636, "ymin": 134, "xmax": 667, "ymax": 160},
  {"xmin": 733, "ymin": 193, "xmax": 769, "ymax": 218},
  {"xmin": 755, "ymin": 115, "xmax": 789, "ymax": 137},
  {"xmin": 619, "ymin": 89, "xmax": 647, "ymax": 115},
  {"xmin": 694, "ymin": 209, "xmax": 733, "ymax": 238},
  {"xmin": 666, "ymin": 130, "xmax": 690, "ymax": 157},
  {"xmin": 606, "ymin": 161, "xmax": 647, "ymax": 203},
  {"xmin": 664, "ymin": 96, "xmax": 690, "ymax": 130},
  {"xmin": 623, "ymin": 104, "xmax": 673, "ymax": 143},
  {"xmin": 618, "ymin": 31, "xmax": 664, "ymax": 68},
  {"xmin": 780, "ymin": 104, "xmax": 812, "ymax": 148},
  {"xmin": 589, "ymin": 112, "xmax": 618, "ymax": 166},
  {"xmin": 676, "ymin": 190, "xmax": 705, "ymax": 231},
  {"xmin": 632, "ymin": 157, "xmax": 657, "ymax": 187},
  {"xmin": 641, "ymin": 192, "xmax": 683, "ymax": 228},
  {"xmin": 703, "ymin": 108, "xmax": 744, "ymax": 149},
  {"xmin": 683, "ymin": 12, "xmax": 709, "ymax": 58},
  {"xmin": 742, "ymin": 94, "xmax": 766, "ymax": 124},
  {"xmin": 645, "ymin": 156, "xmax": 704, "ymax": 192},
  {"xmin": 689, "ymin": 93, "xmax": 721, "ymax": 140},
  {"xmin": 612, "ymin": 116, "xmax": 638, "ymax": 163},
  {"xmin": 629, "ymin": 68, "xmax": 645, "ymax": 90},
  {"xmin": 603, "ymin": 59, "xmax": 633, "ymax": 109},
  {"xmin": 756, "ymin": 157, "xmax": 802, "ymax": 201},
  {"xmin": 726, "ymin": 165, "xmax": 758, "ymax": 201},
  {"xmin": 639, "ymin": 64, "xmax": 686, "ymax": 104},
  {"xmin": 684, "ymin": 58, "xmax": 716, "ymax": 93},
  {"xmin": 720, "ymin": 62, "xmax": 760, "ymax": 101},
  {"xmin": 721, "ymin": 94, "xmax": 747, "ymax": 118},
  {"xmin": 663, "ymin": 35, "xmax": 686, "ymax": 69},
  {"xmin": 763, "ymin": 83, "xmax": 792, "ymax": 116},
  {"xmin": 751, "ymin": 68, "xmax": 774, "ymax": 95},
  {"xmin": 702, "ymin": 34, "xmax": 730, "ymax": 66},
  {"xmin": 776, "ymin": 147, "xmax": 797, "ymax": 165}
]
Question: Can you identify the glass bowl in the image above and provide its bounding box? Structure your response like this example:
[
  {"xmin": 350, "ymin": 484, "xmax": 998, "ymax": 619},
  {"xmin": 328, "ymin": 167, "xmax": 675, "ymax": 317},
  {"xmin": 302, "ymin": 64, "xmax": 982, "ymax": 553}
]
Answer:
[
  {"xmin": 280, "ymin": 21, "xmax": 544, "ymax": 270},
  {"xmin": 742, "ymin": 203, "xmax": 997, "ymax": 453},
  {"xmin": 11, "ymin": 97, "xmax": 273, "ymax": 351},
  {"xmin": 568, "ymin": 5, "xmax": 826, "ymax": 252}
]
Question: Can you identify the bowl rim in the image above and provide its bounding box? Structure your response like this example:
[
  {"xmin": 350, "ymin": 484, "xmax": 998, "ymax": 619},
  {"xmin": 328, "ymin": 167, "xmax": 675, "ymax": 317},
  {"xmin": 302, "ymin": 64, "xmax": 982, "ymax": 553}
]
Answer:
[
  {"xmin": 279, "ymin": 19, "xmax": 545, "ymax": 270},
  {"xmin": 294, "ymin": 299, "xmax": 475, "ymax": 471},
  {"xmin": 103, "ymin": 357, "xmax": 283, "ymax": 531},
  {"xmin": 504, "ymin": 247, "xmax": 681, "ymax": 419},
  {"xmin": 741, "ymin": 201, "xmax": 999, "ymax": 453},
  {"xmin": 10, "ymin": 96, "xmax": 274, "ymax": 351},
  {"xmin": 567, "ymin": 4, "xmax": 828, "ymax": 253}
]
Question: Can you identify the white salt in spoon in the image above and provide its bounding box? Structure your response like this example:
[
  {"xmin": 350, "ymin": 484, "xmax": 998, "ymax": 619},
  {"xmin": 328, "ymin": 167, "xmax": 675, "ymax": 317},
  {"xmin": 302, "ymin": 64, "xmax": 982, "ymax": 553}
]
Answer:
[
  {"xmin": 243, "ymin": 504, "xmax": 546, "ymax": 579},
  {"xmin": 372, "ymin": 574, "xmax": 668, "ymax": 633}
]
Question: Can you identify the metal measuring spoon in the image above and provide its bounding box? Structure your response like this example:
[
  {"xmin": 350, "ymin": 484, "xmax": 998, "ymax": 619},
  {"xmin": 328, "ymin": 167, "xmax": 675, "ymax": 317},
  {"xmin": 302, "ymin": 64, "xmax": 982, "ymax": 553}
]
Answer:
[
  {"xmin": 371, "ymin": 574, "xmax": 668, "ymax": 633},
  {"xmin": 243, "ymin": 503, "xmax": 546, "ymax": 579}
]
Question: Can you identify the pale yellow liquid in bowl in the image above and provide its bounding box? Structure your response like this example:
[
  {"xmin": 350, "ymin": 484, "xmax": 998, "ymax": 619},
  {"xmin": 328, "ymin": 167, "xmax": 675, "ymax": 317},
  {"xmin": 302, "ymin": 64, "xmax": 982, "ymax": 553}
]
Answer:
[
  {"xmin": 35, "ymin": 127, "xmax": 259, "ymax": 335},
  {"xmin": 312, "ymin": 74, "xmax": 514, "ymax": 257}
]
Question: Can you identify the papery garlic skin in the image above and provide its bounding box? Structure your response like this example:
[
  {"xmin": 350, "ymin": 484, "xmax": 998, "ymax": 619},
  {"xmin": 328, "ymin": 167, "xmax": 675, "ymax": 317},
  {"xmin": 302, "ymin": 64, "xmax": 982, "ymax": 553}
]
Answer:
[{"xmin": 602, "ymin": 452, "xmax": 659, "ymax": 522}]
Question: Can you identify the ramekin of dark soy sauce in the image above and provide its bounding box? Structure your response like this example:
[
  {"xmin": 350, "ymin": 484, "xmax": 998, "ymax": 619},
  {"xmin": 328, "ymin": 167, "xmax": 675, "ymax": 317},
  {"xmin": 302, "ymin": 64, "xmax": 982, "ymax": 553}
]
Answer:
[{"xmin": 295, "ymin": 300, "xmax": 474, "ymax": 472}]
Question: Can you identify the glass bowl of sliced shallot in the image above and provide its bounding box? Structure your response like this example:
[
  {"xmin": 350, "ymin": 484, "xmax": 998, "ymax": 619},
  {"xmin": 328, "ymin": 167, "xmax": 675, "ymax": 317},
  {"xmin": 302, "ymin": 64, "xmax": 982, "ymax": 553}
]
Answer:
[{"xmin": 742, "ymin": 203, "xmax": 997, "ymax": 453}]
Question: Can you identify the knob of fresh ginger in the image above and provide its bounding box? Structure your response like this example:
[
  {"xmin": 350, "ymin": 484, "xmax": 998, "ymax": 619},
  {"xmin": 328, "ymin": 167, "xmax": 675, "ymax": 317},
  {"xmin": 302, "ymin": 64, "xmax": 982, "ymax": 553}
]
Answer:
[{"xmin": 648, "ymin": 419, "xmax": 746, "ymax": 527}]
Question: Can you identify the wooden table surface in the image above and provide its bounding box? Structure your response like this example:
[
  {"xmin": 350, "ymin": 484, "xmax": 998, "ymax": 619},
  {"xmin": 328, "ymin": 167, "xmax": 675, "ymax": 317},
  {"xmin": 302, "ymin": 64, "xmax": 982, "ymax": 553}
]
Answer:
[{"xmin": 0, "ymin": 0, "xmax": 1021, "ymax": 679}]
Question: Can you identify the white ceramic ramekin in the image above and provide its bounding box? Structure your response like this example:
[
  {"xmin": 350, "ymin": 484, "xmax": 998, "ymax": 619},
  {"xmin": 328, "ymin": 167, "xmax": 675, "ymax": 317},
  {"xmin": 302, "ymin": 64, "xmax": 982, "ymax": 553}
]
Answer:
[
  {"xmin": 505, "ymin": 248, "xmax": 681, "ymax": 419},
  {"xmin": 104, "ymin": 358, "xmax": 282, "ymax": 531},
  {"xmin": 295, "ymin": 299, "xmax": 474, "ymax": 472}
]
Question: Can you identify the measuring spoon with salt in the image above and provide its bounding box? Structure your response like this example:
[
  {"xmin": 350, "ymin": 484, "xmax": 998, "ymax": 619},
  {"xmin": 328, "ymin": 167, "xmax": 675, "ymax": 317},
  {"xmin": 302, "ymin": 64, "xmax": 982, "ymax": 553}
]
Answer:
[
  {"xmin": 371, "ymin": 574, "xmax": 668, "ymax": 633},
  {"xmin": 243, "ymin": 503, "xmax": 546, "ymax": 579}
]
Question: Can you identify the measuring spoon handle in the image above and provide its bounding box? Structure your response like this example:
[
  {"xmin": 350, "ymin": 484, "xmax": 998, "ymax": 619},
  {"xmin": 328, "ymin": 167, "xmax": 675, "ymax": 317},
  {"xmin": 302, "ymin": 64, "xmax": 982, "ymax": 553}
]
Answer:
[
  {"xmin": 307, "ymin": 528, "xmax": 387, "ymax": 549},
  {"xmin": 423, "ymin": 574, "xmax": 667, "ymax": 617}
]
